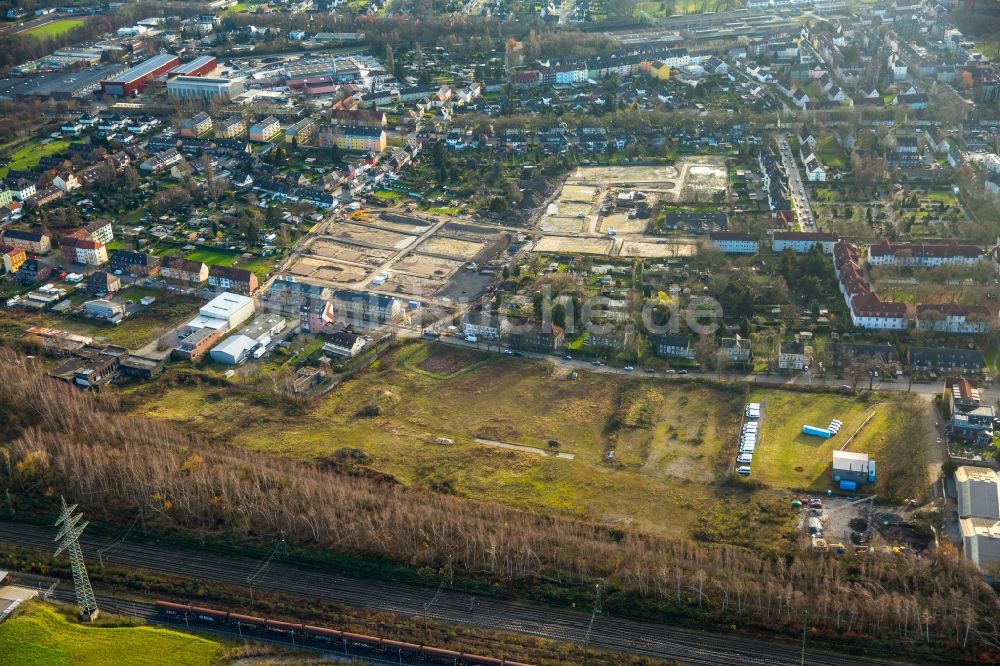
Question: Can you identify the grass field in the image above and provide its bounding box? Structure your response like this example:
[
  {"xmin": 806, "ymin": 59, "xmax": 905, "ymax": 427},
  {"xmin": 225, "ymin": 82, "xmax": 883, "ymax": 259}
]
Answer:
[
  {"xmin": 746, "ymin": 389, "xmax": 895, "ymax": 491},
  {"xmin": 0, "ymin": 139, "xmax": 69, "ymax": 179},
  {"xmin": 0, "ymin": 602, "xmax": 221, "ymax": 666},
  {"xmin": 132, "ymin": 342, "xmax": 753, "ymax": 535},
  {"xmin": 154, "ymin": 245, "xmax": 277, "ymax": 280},
  {"xmin": 23, "ymin": 18, "xmax": 85, "ymax": 40}
]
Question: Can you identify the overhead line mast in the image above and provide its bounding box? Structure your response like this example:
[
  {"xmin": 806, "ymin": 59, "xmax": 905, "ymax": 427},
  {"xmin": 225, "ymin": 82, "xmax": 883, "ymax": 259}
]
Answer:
[{"xmin": 54, "ymin": 496, "xmax": 99, "ymax": 621}]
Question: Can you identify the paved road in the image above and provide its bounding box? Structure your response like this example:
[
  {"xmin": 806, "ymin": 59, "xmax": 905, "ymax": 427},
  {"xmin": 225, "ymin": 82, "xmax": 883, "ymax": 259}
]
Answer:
[
  {"xmin": 430, "ymin": 334, "xmax": 985, "ymax": 401},
  {"xmin": 0, "ymin": 521, "xmax": 892, "ymax": 665},
  {"xmin": 777, "ymin": 137, "xmax": 817, "ymax": 231}
]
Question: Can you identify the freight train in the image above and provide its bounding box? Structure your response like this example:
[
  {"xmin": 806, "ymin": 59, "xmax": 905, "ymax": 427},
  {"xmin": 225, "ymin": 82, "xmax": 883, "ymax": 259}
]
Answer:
[{"xmin": 155, "ymin": 601, "xmax": 532, "ymax": 666}]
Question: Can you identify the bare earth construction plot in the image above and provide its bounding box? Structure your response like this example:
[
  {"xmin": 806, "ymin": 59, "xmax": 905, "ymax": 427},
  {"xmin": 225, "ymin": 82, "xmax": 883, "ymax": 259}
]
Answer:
[
  {"xmin": 534, "ymin": 158, "xmax": 727, "ymax": 258},
  {"xmin": 282, "ymin": 212, "xmax": 509, "ymax": 306}
]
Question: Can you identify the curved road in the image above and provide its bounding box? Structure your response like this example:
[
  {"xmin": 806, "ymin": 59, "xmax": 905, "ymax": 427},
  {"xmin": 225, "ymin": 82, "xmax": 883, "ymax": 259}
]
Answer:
[{"xmin": 0, "ymin": 521, "xmax": 896, "ymax": 665}]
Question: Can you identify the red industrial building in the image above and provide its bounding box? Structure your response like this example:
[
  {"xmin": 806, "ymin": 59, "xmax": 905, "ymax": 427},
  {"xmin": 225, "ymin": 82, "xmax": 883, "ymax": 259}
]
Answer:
[
  {"xmin": 100, "ymin": 54, "xmax": 180, "ymax": 97},
  {"xmin": 168, "ymin": 55, "xmax": 217, "ymax": 78}
]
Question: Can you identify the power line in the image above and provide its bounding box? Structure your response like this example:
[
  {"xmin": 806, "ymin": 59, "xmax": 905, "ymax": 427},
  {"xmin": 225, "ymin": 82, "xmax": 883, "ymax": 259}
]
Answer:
[{"xmin": 53, "ymin": 496, "xmax": 99, "ymax": 621}]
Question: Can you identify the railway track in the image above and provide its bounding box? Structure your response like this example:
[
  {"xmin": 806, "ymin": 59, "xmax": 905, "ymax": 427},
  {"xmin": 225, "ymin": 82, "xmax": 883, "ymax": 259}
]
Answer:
[{"xmin": 0, "ymin": 521, "xmax": 894, "ymax": 665}]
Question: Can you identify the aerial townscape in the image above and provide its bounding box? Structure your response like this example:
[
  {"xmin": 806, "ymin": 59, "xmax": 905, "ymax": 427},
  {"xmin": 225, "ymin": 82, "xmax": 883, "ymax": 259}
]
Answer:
[{"xmin": 2, "ymin": 0, "xmax": 1000, "ymax": 663}]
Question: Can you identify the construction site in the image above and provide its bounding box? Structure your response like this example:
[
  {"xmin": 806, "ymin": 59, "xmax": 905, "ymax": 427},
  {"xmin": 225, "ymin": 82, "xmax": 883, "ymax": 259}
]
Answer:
[
  {"xmin": 283, "ymin": 209, "xmax": 511, "ymax": 307},
  {"xmin": 534, "ymin": 158, "xmax": 728, "ymax": 258}
]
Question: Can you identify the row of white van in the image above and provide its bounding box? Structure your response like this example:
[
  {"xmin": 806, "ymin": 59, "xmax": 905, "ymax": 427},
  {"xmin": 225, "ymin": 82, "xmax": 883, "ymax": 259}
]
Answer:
[{"xmin": 737, "ymin": 404, "xmax": 762, "ymax": 475}]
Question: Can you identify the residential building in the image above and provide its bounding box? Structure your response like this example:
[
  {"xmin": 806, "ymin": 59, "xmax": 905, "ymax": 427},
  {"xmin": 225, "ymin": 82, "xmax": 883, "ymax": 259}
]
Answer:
[
  {"xmin": 867, "ymin": 240, "xmax": 983, "ymax": 267},
  {"xmin": 331, "ymin": 289, "xmax": 401, "ymax": 323},
  {"xmin": 248, "ymin": 116, "xmax": 281, "ymax": 142},
  {"xmin": 506, "ymin": 320, "xmax": 564, "ymax": 353},
  {"xmin": 772, "ymin": 231, "xmax": 838, "ymax": 254},
  {"xmin": 849, "ymin": 293, "xmax": 907, "ymax": 330},
  {"xmin": 214, "ymin": 115, "xmax": 246, "ymax": 139},
  {"xmin": 1, "ymin": 229, "xmax": 50, "ymax": 254},
  {"xmin": 330, "ymin": 108, "xmax": 386, "ymax": 129},
  {"xmin": 160, "ymin": 256, "xmax": 209, "ymax": 284},
  {"xmin": 14, "ymin": 258, "xmax": 50, "ymax": 285},
  {"xmin": 318, "ymin": 125, "xmax": 388, "ymax": 152},
  {"xmin": 208, "ymin": 265, "xmax": 259, "ymax": 294},
  {"xmin": 284, "ymin": 117, "xmax": 317, "ymax": 145},
  {"xmin": 462, "ymin": 310, "xmax": 510, "ymax": 340},
  {"xmin": 829, "ymin": 343, "xmax": 898, "ymax": 368},
  {"xmin": 84, "ymin": 220, "xmax": 114, "ymax": 245},
  {"xmin": 915, "ymin": 304, "xmax": 990, "ymax": 334},
  {"xmin": 60, "ymin": 230, "xmax": 107, "ymax": 266},
  {"xmin": 180, "ymin": 112, "xmax": 213, "ymax": 137},
  {"xmin": 584, "ymin": 329, "xmax": 635, "ymax": 352},
  {"xmin": 52, "ymin": 171, "xmax": 80, "ymax": 192},
  {"xmin": 323, "ymin": 330, "xmax": 365, "ymax": 357},
  {"xmin": 655, "ymin": 335, "xmax": 693, "ymax": 359},
  {"xmin": 908, "ymin": 347, "xmax": 985, "ymax": 374},
  {"xmin": 720, "ymin": 335, "xmax": 752, "ymax": 363},
  {"xmin": 85, "ymin": 271, "xmax": 121, "ymax": 296},
  {"xmin": 110, "ymin": 249, "xmax": 160, "ymax": 277},
  {"xmin": 778, "ymin": 341, "xmax": 809, "ymax": 370},
  {"xmin": 710, "ymin": 232, "xmax": 759, "ymax": 254},
  {"xmin": 0, "ymin": 243, "xmax": 24, "ymax": 274}
]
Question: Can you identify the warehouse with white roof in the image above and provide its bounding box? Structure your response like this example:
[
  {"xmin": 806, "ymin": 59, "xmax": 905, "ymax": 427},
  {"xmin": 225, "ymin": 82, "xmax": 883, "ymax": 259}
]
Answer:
[{"xmin": 187, "ymin": 292, "xmax": 255, "ymax": 333}]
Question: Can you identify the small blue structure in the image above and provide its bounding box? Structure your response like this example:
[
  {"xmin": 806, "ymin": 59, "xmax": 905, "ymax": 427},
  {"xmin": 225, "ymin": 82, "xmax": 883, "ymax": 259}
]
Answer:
[
  {"xmin": 839, "ymin": 479, "xmax": 857, "ymax": 491},
  {"xmin": 868, "ymin": 460, "xmax": 876, "ymax": 484},
  {"xmin": 802, "ymin": 425, "xmax": 832, "ymax": 439}
]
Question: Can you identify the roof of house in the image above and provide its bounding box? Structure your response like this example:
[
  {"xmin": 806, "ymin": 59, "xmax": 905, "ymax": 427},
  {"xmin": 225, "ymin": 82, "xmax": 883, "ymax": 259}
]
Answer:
[{"xmin": 209, "ymin": 264, "xmax": 255, "ymax": 282}]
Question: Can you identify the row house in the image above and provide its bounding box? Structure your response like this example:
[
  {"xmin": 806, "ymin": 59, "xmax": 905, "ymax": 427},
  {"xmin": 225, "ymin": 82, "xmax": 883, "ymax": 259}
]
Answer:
[
  {"xmin": 25, "ymin": 186, "xmax": 64, "ymax": 208},
  {"xmin": 331, "ymin": 289, "xmax": 401, "ymax": 323},
  {"xmin": 110, "ymin": 249, "xmax": 160, "ymax": 277},
  {"xmin": 834, "ymin": 239, "xmax": 907, "ymax": 330},
  {"xmin": 867, "ymin": 240, "xmax": 982, "ymax": 267},
  {"xmin": 915, "ymin": 304, "xmax": 990, "ymax": 334},
  {"xmin": 161, "ymin": 256, "xmax": 209, "ymax": 284},
  {"xmin": 0, "ymin": 228, "xmax": 50, "ymax": 254},
  {"xmin": 772, "ymin": 231, "xmax": 838, "ymax": 254},
  {"xmin": 208, "ymin": 265, "xmax": 259, "ymax": 295},
  {"xmin": 140, "ymin": 148, "xmax": 183, "ymax": 173},
  {"xmin": 710, "ymin": 232, "xmax": 759, "ymax": 255}
]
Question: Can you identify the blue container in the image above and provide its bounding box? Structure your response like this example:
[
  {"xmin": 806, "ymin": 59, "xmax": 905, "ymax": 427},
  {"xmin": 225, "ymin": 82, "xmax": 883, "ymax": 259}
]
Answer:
[
  {"xmin": 839, "ymin": 479, "xmax": 857, "ymax": 491},
  {"xmin": 868, "ymin": 460, "xmax": 876, "ymax": 483},
  {"xmin": 802, "ymin": 425, "xmax": 832, "ymax": 439}
]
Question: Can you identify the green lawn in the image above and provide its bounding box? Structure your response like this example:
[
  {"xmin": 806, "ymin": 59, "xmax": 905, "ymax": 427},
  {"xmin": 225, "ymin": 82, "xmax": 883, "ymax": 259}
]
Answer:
[
  {"xmin": 153, "ymin": 245, "xmax": 277, "ymax": 280},
  {"xmin": 0, "ymin": 602, "xmax": 222, "ymax": 666},
  {"xmin": 815, "ymin": 136, "xmax": 847, "ymax": 170},
  {"xmin": 747, "ymin": 390, "xmax": 895, "ymax": 492},
  {"xmin": 23, "ymin": 18, "xmax": 85, "ymax": 40},
  {"xmin": 1, "ymin": 139, "xmax": 70, "ymax": 179}
]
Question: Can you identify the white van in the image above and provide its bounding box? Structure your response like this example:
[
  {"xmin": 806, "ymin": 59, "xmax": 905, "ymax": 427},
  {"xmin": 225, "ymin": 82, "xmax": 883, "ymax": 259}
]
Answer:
[
  {"xmin": 737, "ymin": 453, "xmax": 753, "ymax": 464},
  {"xmin": 736, "ymin": 465, "xmax": 751, "ymax": 475}
]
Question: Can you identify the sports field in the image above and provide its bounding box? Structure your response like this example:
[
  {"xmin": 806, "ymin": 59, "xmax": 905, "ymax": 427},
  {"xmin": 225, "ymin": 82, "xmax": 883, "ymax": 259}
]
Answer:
[{"xmin": 23, "ymin": 18, "xmax": 85, "ymax": 39}]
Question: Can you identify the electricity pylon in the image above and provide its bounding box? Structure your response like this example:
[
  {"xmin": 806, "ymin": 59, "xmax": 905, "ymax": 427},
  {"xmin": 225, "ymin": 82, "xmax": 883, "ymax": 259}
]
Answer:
[{"xmin": 54, "ymin": 496, "xmax": 99, "ymax": 621}]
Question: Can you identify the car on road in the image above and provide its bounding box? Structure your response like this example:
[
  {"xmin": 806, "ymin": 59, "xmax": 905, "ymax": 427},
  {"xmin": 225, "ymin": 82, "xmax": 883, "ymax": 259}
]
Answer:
[
  {"xmin": 644, "ymin": 368, "xmax": 656, "ymax": 373},
  {"xmin": 623, "ymin": 365, "xmax": 634, "ymax": 371},
  {"xmin": 677, "ymin": 369, "xmax": 689, "ymax": 375},
  {"xmin": 502, "ymin": 349, "xmax": 514, "ymax": 355}
]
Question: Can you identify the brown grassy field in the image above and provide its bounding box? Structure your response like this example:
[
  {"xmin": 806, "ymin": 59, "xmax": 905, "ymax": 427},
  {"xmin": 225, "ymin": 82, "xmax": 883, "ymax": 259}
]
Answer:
[{"xmin": 130, "ymin": 342, "xmax": 750, "ymax": 536}]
